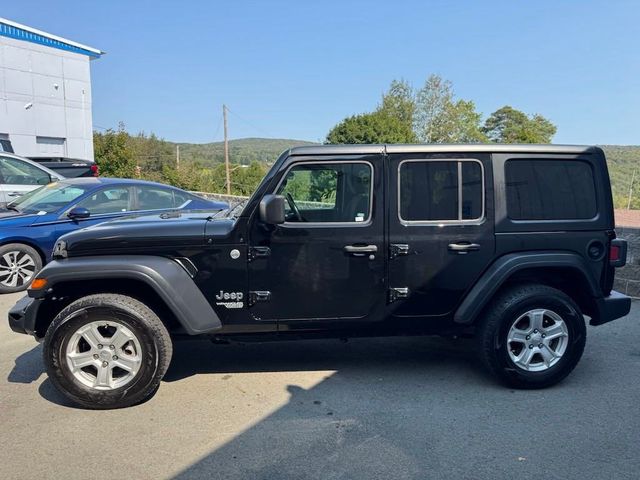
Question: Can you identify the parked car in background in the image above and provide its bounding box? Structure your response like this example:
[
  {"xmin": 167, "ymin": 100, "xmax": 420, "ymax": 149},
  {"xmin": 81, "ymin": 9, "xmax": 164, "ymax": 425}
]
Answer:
[
  {"xmin": 27, "ymin": 157, "xmax": 99, "ymax": 178},
  {"xmin": 0, "ymin": 177, "xmax": 228, "ymax": 293},
  {"xmin": 0, "ymin": 153, "xmax": 64, "ymax": 207}
]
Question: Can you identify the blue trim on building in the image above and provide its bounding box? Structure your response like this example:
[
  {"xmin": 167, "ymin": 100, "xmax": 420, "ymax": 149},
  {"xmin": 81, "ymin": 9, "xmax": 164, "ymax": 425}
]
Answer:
[{"xmin": 0, "ymin": 22, "xmax": 101, "ymax": 58}]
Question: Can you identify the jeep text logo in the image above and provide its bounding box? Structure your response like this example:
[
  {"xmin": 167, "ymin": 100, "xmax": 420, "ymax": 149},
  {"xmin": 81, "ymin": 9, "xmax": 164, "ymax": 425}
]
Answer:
[{"xmin": 215, "ymin": 291, "xmax": 244, "ymax": 301}]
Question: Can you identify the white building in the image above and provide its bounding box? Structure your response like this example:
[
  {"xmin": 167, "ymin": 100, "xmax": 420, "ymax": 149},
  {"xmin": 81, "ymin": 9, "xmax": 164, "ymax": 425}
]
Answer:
[{"xmin": 0, "ymin": 17, "xmax": 103, "ymax": 161}]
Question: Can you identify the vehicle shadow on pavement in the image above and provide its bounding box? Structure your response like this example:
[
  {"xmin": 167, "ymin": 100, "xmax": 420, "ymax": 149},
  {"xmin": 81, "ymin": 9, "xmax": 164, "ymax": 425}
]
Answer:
[
  {"xmin": 163, "ymin": 335, "xmax": 492, "ymax": 383},
  {"xmin": 166, "ymin": 328, "xmax": 640, "ymax": 480},
  {"xmin": 165, "ymin": 335, "xmax": 607, "ymax": 480},
  {"xmin": 6, "ymin": 343, "xmax": 74, "ymax": 406},
  {"xmin": 7, "ymin": 344, "xmax": 44, "ymax": 384}
]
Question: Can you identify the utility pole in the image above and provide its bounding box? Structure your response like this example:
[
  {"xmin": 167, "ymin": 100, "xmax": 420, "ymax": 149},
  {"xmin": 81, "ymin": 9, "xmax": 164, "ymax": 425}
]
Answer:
[
  {"xmin": 627, "ymin": 168, "xmax": 637, "ymax": 210},
  {"xmin": 223, "ymin": 104, "xmax": 230, "ymax": 195},
  {"xmin": 176, "ymin": 144, "xmax": 180, "ymax": 169}
]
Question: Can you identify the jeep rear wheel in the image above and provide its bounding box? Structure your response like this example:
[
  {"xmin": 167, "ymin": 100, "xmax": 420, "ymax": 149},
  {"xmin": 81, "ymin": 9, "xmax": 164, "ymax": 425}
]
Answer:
[
  {"xmin": 478, "ymin": 284, "xmax": 586, "ymax": 389},
  {"xmin": 43, "ymin": 294, "xmax": 172, "ymax": 409}
]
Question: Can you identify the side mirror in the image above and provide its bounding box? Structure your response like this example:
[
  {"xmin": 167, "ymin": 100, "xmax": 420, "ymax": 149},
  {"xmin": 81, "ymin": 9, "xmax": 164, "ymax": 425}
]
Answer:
[
  {"xmin": 67, "ymin": 207, "xmax": 90, "ymax": 221},
  {"xmin": 259, "ymin": 194, "xmax": 285, "ymax": 225},
  {"xmin": 36, "ymin": 175, "xmax": 52, "ymax": 185}
]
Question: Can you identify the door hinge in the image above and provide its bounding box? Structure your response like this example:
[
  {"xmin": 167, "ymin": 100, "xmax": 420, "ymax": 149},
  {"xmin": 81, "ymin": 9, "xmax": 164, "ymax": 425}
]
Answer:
[
  {"xmin": 388, "ymin": 287, "xmax": 410, "ymax": 303},
  {"xmin": 248, "ymin": 246, "xmax": 271, "ymax": 262},
  {"xmin": 389, "ymin": 243, "xmax": 409, "ymax": 259},
  {"xmin": 248, "ymin": 290, "xmax": 271, "ymax": 306}
]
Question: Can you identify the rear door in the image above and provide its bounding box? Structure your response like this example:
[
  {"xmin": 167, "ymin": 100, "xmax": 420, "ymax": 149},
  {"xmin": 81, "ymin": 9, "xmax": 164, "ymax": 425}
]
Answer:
[{"xmin": 387, "ymin": 152, "xmax": 495, "ymax": 318}]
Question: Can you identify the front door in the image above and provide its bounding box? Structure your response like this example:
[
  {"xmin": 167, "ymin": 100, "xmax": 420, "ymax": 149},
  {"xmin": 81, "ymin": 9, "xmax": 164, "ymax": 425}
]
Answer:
[
  {"xmin": 55, "ymin": 186, "xmax": 135, "ymax": 239},
  {"xmin": 248, "ymin": 155, "xmax": 385, "ymax": 325},
  {"xmin": 387, "ymin": 152, "xmax": 495, "ymax": 318}
]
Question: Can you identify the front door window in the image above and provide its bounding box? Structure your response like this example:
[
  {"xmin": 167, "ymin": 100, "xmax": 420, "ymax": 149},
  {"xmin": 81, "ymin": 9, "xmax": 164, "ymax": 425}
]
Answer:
[{"xmin": 276, "ymin": 162, "xmax": 372, "ymax": 224}]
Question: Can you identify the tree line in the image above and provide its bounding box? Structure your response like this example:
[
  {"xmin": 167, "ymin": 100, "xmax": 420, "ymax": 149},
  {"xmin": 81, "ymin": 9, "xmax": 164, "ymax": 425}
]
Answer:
[
  {"xmin": 326, "ymin": 75, "xmax": 556, "ymax": 144},
  {"xmin": 93, "ymin": 123, "xmax": 267, "ymax": 196}
]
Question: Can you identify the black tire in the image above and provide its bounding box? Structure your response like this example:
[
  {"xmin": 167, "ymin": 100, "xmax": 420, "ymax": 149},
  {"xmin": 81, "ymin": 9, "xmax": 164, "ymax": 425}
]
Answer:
[
  {"xmin": 477, "ymin": 284, "xmax": 586, "ymax": 389},
  {"xmin": 0, "ymin": 243, "xmax": 43, "ymax": 294},
  {"xmin": 43, "ymin": 294, "xmax": 172, "ymax": 409}
]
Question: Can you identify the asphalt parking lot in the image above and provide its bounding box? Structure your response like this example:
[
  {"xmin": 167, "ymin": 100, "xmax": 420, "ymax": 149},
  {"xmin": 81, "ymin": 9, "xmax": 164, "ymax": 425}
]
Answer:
[{"xmin": 1, "ymin": 292, "xmax": 639, "ymax": 480}]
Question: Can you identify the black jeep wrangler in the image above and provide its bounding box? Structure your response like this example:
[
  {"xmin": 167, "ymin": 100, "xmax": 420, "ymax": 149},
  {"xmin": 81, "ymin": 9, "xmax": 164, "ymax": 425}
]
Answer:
[{"xmin": 8, "ymin": 144, "xmax": 631, "ymax": 409}]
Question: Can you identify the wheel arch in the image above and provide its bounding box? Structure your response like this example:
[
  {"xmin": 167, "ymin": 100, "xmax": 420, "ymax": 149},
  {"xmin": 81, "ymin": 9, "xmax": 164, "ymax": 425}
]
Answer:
[
  {"xmin": 455, "ymin": 252, "xmax": 601, "ymax": 325},
  {"xmin": 30, "ymin": 256, "xmax": 222, "ymax": 338}
]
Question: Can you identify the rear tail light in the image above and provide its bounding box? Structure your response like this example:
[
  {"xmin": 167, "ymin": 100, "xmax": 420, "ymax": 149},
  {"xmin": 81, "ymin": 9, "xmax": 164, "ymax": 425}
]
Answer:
[
  {"xmin": 609, "ymin": 245, "xmax": 620, "ymax": 262},
  {"xmin": 609, "ymin": 239, "xmax": 627, "ymax": 268},
  {"xmin": 90, "ymin": 164, "xmax": 99, "ymax": 176}
]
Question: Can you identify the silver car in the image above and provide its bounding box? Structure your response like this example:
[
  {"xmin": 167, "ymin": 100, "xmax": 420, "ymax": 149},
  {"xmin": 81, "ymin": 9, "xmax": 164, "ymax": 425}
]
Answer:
[{"xmin": 0, "ymin": 153, "xmax": 64, "ymax": 206}]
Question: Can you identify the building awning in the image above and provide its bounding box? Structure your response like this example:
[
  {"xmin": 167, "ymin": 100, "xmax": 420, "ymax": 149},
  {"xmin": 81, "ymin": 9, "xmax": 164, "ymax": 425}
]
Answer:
[{"xmin": 0, "ymin": 17, "xmax": 103, "ymax": 58}]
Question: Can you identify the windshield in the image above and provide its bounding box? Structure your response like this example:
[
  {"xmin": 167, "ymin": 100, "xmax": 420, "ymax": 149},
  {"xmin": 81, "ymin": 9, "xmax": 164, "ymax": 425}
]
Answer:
[
  {"xmin": 224, "ymin": 198, "xmax": 249, "ymax": 218},
  {"xmin": 8, "ymin": 182, "xmax": 93, "ymax": 214}
]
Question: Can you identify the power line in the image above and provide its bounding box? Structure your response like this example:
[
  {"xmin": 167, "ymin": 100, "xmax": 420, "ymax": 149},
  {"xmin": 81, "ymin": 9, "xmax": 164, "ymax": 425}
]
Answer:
[
  {"xmin": 225, "ymin": 106, "xmax": 273, "ymax": 138},
  {"xmin": 212, "ymin": 114, "xmax": 223, "ymax": 142}
]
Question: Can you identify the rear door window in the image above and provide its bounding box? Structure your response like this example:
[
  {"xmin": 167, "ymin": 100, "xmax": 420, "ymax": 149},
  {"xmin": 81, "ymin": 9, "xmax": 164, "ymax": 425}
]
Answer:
[
  {"xmin": 505, "ymin": 159, "xmax": 596, "ymax": 220},
  {"xmin": 77, "ymin": 187, "xmax": 132, "ymax": 215},
  {"xmin": 135, "ymin": 186, "xmax": 177, "ymax": 210},
  {"xmin": 399, "ymin": 160, "xmax": 484, "ymax": 222}
]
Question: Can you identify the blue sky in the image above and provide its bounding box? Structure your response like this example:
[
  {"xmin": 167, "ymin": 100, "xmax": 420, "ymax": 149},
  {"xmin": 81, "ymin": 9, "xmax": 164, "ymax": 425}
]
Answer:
[{"xmin": 6, "ymin": 1, "xmax": 640, "ymax": 144}]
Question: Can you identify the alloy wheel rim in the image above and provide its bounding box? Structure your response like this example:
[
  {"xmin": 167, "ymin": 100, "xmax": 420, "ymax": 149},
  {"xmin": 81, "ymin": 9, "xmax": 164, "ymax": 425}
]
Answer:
[
  {"xmin": 65, "ymin": 320, "xmax": 143, "ymax": 390},
  {"xmin": 507, "ymin": 308, "xmax": 569, "ymax": 372},
  {"xmin": 0, "ymin": 250, "xmax": 36, "ymax": 288}
]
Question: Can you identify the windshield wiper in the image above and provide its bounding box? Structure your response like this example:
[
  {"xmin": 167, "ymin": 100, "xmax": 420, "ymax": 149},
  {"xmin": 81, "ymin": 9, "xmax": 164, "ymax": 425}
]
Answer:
[
  {"xmin": 206, "ymin": 199, "xmax": 248, "ymax": 221},
  {"xmin": 4, "ymin": 204, "xmax": 20, "ymax": 213}
]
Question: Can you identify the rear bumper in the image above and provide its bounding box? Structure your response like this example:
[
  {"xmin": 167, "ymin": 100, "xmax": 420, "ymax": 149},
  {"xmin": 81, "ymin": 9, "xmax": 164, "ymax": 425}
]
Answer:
[
  {"xmin": 590, "ymin": 291, "xmax": 632, "ymax": 326},
  {"xmin": 8, "ymin": 295, "xmax": 41, "ymax": 337}
]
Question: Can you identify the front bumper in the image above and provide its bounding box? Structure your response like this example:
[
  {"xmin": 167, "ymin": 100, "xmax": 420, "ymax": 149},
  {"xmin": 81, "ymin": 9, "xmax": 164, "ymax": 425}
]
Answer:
[
  {"xmin": 590, "ymin": 290, "xmax": 632, "ymax": 326},
  {"xmin": 8, "ymin": 295, "xmax": 41, "ymax": 337}
]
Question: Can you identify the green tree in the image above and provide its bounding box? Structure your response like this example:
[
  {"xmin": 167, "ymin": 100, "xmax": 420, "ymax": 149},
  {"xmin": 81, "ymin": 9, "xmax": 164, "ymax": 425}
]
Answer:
[
  {"xmin": 93, "ymin": 122, "xmax": 137, "ymax": 177},
  {"xmin": 414, "ymin": 74, "xmax": 486, "ymax": 143},
  {"xmin": 325, "ymin": 110, "xmax": 416, "ymax": 144},
  {"xmin": 378, "ymin": 79, "xmax": 415, "ymax": 129},
  {"xmin": 482, "ymin": 105, "xmax": 556, "ymax": 143},
  {"xmin": 231, "ymin": 162, "xmax": 268, "ymax": 195}
]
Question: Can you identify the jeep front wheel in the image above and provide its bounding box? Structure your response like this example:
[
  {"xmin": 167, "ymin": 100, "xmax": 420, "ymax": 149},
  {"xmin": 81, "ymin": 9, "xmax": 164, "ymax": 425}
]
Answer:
[
  {"xmin": 43, "ymin": 294, "xmax": 172, "ymax": 409},
  {"xmin": 478, "ymin": 284, "xmax": 586, "ymax": 388}
]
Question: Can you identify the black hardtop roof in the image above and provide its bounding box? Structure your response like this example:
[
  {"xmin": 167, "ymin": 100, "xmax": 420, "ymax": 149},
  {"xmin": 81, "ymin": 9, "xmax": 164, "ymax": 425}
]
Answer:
[{"xmin": 287, "ymin": 144, "xmax": 597, "ymax": 156}]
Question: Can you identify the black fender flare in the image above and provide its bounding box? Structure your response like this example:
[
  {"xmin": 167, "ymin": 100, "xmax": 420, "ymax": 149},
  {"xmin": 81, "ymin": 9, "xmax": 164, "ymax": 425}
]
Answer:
[
  {"xmin": 30, "ymin": 256, "xmax": 222, "ymax": 334},
  {"xmin": 454, "ymin": 251, "xmax": 601, "ymax": 325}
]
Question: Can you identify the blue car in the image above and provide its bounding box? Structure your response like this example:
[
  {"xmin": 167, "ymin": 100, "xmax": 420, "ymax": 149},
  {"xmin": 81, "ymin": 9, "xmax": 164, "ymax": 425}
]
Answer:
[{"xmin": 0, "ymin": 177, "xmax": 228, "ymax": 293}]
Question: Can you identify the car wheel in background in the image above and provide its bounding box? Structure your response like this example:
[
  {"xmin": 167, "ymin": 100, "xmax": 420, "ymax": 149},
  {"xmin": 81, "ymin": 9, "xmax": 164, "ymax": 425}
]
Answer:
[
  {"xmin": 0, "ymin": 243, "xmax": 43, "ymax": 294},
  {"xmin": 43, "ymin": 294, "xmax": 173, "ymax": 409}
]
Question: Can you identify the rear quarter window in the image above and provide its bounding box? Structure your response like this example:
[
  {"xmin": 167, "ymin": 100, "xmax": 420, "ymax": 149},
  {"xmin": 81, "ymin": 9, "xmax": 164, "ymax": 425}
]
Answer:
[{"xmin": 505, "ymin": 159, "xmax": 597, "ymax": 220}]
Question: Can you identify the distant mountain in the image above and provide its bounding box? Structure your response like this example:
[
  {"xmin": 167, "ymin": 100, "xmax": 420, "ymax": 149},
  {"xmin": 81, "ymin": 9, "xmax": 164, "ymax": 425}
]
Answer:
[{"xmin": 173, "ymin": 137, "xmax": 318, "ymax": 166}]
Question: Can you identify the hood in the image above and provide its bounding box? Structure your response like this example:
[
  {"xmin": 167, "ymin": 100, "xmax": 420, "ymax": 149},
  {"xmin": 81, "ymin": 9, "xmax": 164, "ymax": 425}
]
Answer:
[{"xmin": 57, "ymin": 210, "xmax": 236, "ymax": 257}]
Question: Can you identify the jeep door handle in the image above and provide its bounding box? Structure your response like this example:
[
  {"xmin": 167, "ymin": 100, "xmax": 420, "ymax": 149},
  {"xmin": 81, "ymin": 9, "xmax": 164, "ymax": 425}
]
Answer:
[
  {"xmin": 344, "ymin": 244, "xmax": 378, "ymax": 255},
  {"xmin": 448, "ymin": 242, "xmax": 480, "ymax": 253}
]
